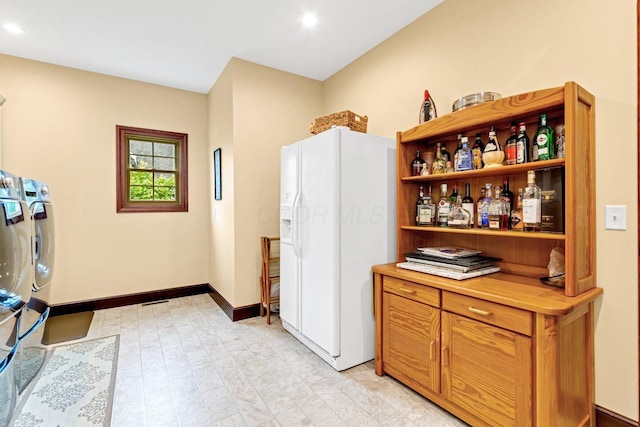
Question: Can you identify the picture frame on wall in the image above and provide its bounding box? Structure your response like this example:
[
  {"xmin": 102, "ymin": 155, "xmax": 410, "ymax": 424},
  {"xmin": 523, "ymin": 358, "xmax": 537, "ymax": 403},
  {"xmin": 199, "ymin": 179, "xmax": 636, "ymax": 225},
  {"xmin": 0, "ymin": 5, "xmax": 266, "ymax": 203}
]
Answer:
[{"xmin": 214, "ymin": 148, "xmax": 222, "ymax": 200}]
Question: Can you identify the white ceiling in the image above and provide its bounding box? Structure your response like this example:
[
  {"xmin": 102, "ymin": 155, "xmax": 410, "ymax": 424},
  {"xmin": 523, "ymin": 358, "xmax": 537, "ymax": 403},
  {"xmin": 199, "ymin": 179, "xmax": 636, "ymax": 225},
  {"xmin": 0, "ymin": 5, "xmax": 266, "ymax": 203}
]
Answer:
[{"xmin": 0, "ymin": 0, "xmax": 443, "ymax": 94}]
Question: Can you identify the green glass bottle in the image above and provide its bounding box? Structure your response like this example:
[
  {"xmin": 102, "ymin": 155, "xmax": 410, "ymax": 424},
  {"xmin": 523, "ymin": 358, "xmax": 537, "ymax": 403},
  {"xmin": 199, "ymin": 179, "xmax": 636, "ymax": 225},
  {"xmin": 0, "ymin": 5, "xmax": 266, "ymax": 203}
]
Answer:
[{"xmin": 533, "ymin": 113, "xmax": 554, "ymax": 161}]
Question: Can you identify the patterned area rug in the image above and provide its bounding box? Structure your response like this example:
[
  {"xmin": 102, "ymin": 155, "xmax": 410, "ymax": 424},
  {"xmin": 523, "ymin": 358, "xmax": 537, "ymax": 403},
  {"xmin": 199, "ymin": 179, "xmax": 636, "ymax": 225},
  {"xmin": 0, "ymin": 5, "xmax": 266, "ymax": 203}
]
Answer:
[{"xmin": 12, "ymin": 335, "xmax": 119, "ymax": 427}]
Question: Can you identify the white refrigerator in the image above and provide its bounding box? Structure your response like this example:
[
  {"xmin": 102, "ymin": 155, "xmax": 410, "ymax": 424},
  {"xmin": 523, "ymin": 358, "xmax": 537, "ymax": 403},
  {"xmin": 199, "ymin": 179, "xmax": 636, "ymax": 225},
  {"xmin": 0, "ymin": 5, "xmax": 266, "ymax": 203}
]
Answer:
[{"xmin": 279, "ymin": 126, "xmax": 396, "ymax": 371}]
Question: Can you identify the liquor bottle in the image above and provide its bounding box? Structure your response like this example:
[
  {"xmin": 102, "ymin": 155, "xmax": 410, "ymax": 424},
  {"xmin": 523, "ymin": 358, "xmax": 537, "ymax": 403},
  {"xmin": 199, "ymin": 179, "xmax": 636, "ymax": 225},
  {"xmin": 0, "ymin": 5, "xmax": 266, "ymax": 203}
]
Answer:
[
  {"xmin": 411, "ymin": 150, "xmax": 425, "ymax": 176},
  {"xmin": 504, "ymin": 122, "xmax": 518, "ymax": 165},
  {"xmin": 453, "ymin": 133, "xmax": 462, "ymax": 171},
  {"xmin": 423, "ymin": 185, "xmax": 436, "ymax": 226},
  {"xmin": 516, "ymin": 122, "xmax": 530, "ymax": 164},
  {"xmin": 482, "ymin": 126, "xmax": 504, "ymax": 168},
  {"xmin": 456, "ymin": 137, "xmax": 473, "ymax": 171},
  {"xmin": 448, "ymin": 195, "xmax": 471, "ymax": 229},
  {"xmin": 444, "ymin": 161, "xmax": 454, "ymax": 174},
  {"xmin": 488, "ymin": 186, "xmax": 508, "ymax": 231},
  {"xmin": 555, "ymin": 124, "xmax": 565, "ymax": 159},
  {"xmin": 511, "ymin": 188, "xmax": 524, "ymax": 231},
  {"xmin": 532, "ymin": 113, "xmax": 554, "ymax": 161},
  {"xmin": 472, "ymin": 133, "xmax": 484, "ymax": 169},
  {"xmin": 476, "ymin": 187, "xmax": 486, "ymax": 229},
  {"xmin": 462, "ymin": 183, "xmax": 474, "ymax": 228},
  {"xmin": 419, "ymin": 90, "xmax": 436, "ymax": 124},
  {"xmin": 479, "ymin": 183, "xmax": 493, "ymax": 229},
  {"xmin": 437, "ymin": 183, "xmax": 450, "ymax": 227},
  {"xmin": 432, "ymin": 143, "xmax": 445, "ymax": 174},
  {"xmin": 416, "ymin": 186, "xmax": 435, "ymax": 226},
  {"xmin": 449, "ymin": 182, "xmax": 459, "ymax": 206},
  {"xmin": 522, "ymin": 170, "xmax": 542, "ymax": 232},
  {"xmin": 440, "ymin": 144, "xmax": 451, "ymax": 164},
  {"xmin": 500, "ymin": 177, "xmax": 515, "ymax": 228}
]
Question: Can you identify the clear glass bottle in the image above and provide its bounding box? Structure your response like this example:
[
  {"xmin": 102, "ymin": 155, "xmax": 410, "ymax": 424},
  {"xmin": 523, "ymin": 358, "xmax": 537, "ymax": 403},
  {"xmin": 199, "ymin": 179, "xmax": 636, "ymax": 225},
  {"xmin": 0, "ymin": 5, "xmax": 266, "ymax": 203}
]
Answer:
[
  {"xmin": 444, "ymin": 161, "xmax": 454, "ymax": 174},
  {"xmin": 516, "ymin": 122, "xmax": 530, "ymax": 164},
  {"xmin": 476, "ymin": 187, "xmax": 486, "ymax": 229},
  {"xmin": 416, "ymin": 186, "xmax": 435, "ymax": 226},
  {"xmin": 462, "ymin": 183, "xmax": 474, "ymax": 228},
  {"xmin": 453, "ymin": 133, "xmax": 463, "ymax": 171},
  {"xmin": 411, "ymin": 150, "xmax": 425, "ymax": 176},
  {"xmin": 472, "ymin": 133, "xmax": 484, "ymax": 169},
  {"xmin": 533, "ymin": 113, "xmax": 554, "ymax": 161},
  {"xmin": 511, "ymin": 188, "xmax": 524, "ymax": 231},
  {"xmin": 456, "ymin": 136, "xmax": 473, "ymax": 171},
  {"xmin": 488, "ymin": 186, "xmax": 506, "ymax": 230},
  {"xmin": 504, "ymin": 122, "xmax": 518, "ymax": 165},
  {"xmin": 432, "ymin": 143, "xmax": 445, "ymax": 174},
  {"xmin": 423, "ymin": 185, "xmax": 436, "ymax": 226},
  {"xmin": 437, "ymin": 183, "xmax": 450, "ymax": 228},
  {"xmin": 555, "ymin": 124, "xmax": 565, "ymax": 159},
  {"xmin": 479, "ymin": 183, "xmax": 493, "ymax": 229},
  {"xmin": 522, "ymin": 170, "xmax": 542, "ymax": 231},
  {"xmin": 448, "ymin": 195, "xmax": 471, "ymax": 229}
]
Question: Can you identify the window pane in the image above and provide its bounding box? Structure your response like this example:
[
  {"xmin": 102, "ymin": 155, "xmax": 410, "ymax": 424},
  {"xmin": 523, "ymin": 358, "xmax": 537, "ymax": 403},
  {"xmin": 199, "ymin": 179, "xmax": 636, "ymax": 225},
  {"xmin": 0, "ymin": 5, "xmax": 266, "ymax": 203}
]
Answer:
[
  {"xmin": 130, "ymin": 171, "xmax": 153, "ymax": 186},
  {"xmin": 154, "ymin": 157, "xmax": 175, "ymax": 171},
  {"xmin": 130, "ymin": 155, "xmax": 153, "ymax": 170},
  {"xmin": 130, "ymin": 140, "xmax": 153, "ymax": 156},
  {"xmin": 154, "ymin": 142, "xmax": 175, "ymax": 158},
  {"xmin": 154, "ymin": 187, "xmax": 176, "ymax": 201},
  {"xmin": 154, "ymin": 172, "xmax": 175, "ymax": 186},
  {"xmin": 130, "ymin": 186, "xmax": 153, "ymax": 200}
]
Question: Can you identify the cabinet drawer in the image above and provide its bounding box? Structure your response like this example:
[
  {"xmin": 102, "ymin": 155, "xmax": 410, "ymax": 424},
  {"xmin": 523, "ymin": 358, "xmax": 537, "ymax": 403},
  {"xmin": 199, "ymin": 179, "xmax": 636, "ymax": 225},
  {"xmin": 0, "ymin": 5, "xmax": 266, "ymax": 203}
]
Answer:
[
  {"xmin": 383, "ymin": 276, "xmax": 440, "ymax": 307},
  {"xmin": 442, "ymin": 291, "xmax": 532, "ymax": 336}
]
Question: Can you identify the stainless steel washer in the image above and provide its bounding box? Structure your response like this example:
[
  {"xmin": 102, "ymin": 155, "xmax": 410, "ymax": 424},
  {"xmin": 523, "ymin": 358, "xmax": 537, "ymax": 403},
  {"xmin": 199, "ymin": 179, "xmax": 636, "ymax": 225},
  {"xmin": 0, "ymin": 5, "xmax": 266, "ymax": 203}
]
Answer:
[{"xmin": 0, "ymin": 170, "xmax": 33, "ymax": 426}]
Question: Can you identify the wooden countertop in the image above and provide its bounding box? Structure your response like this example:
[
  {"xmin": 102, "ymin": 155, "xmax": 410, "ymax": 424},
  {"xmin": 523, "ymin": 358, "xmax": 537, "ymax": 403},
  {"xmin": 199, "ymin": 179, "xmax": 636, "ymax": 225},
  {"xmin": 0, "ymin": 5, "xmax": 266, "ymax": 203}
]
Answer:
[{"xmin": 372, "ymin": 263, "xmax": 603, "ymax": 316}]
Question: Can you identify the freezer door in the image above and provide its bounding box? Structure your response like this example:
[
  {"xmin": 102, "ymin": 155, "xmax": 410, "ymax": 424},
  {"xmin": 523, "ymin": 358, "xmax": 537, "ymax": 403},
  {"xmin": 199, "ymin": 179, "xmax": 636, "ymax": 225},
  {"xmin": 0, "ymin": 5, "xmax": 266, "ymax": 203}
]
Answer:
[
  {"xmin": 299, "ymin": 130, "xmax": 340, "ymax": 357},
  {"xmin": 280, "ymin": 143, "xmax": 299, "ymax": 224}
]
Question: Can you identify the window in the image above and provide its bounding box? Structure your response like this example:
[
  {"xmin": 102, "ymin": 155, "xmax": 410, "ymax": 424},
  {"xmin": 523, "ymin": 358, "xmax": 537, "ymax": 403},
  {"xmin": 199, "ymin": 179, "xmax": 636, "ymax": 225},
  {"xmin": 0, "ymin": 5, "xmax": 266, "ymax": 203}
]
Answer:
[{"xmin": 116, "ymin": 125, "xmax": 188, "ymax": 213}]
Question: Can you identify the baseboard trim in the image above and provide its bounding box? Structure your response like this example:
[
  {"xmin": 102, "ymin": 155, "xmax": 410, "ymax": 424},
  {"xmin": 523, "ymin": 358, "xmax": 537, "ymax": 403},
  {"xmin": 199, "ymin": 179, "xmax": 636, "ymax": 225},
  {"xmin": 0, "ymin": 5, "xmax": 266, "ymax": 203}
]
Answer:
[
  {"xmin": 596, "ymin": 405, "xmax": 639, "ymax": 427},
  {"xmin": 208, "ymin": 288, "xmax": 260, "ymax": 322},
  {"xmin": 49, "ymin": 283, "xmax": 213, "ymax": 317}
]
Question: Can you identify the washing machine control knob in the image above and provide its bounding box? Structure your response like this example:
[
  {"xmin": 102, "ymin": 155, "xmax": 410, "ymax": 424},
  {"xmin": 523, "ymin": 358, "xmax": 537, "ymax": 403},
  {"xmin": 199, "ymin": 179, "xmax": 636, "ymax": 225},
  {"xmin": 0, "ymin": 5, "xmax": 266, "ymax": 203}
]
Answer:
[{"xmin": 40, "ymin": 186, "xmax": 49, "ymax": 196}]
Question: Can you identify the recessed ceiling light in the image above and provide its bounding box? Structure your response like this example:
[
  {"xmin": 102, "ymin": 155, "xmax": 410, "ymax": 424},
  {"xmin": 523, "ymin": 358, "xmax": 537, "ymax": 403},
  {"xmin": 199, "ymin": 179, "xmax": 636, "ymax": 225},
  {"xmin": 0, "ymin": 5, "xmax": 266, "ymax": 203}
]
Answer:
[
  {"xmin": 3, "ymin": 23, "xmax": 25, "ymax": 34},
  {"xmin": 301, "ymin": 13, "xmax": 318, "ymax": 27}
]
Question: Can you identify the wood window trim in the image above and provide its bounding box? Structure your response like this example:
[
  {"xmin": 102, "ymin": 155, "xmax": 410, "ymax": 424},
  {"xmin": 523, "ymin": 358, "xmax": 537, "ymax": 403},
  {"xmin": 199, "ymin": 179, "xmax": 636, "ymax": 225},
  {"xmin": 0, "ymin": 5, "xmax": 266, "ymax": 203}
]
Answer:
[{"xmin": 116, "ymin": 125, "xmax": 188, "ymax": 213}]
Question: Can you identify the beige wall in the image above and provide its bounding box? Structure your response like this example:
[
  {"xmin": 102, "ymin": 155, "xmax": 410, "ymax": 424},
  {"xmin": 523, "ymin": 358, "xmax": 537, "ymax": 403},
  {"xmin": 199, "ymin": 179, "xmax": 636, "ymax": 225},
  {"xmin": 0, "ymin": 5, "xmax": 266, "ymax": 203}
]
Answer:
[
  {"xmin": 208, "ymin": 59, "xmax": 323, "ymax": 307},
  {"xmin": 323, "ymin": 0, "xmax": 638, "ymax": 419},
  {"xmin": 0, "ymin": 54, "xmax": 210, "ymax": 304}
]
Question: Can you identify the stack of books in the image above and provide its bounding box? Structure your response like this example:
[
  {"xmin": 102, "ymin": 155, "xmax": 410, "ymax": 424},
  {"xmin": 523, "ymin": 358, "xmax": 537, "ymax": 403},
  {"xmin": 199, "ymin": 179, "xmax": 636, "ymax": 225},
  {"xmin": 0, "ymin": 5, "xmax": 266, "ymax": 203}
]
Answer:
[{"xmin": 396, "ymin": 246, "xmax": 501, "ymax": 280}]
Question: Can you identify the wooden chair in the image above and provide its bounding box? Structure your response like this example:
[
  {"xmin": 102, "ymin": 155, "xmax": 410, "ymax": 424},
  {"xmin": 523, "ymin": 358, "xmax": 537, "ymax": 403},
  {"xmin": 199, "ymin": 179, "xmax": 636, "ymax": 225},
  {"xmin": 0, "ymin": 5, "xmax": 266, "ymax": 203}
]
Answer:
[{"xmin": 260, "ymin": 236, "xmax": 280, "ymax": 324}]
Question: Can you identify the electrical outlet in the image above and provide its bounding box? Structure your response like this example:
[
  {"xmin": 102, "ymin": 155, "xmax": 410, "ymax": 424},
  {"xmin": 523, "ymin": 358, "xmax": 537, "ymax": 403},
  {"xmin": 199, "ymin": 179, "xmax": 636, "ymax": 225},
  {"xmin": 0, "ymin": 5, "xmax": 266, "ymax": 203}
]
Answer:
[{"xmin": 605, "ymin": 205, "xmax": 626, "ymax": 230}]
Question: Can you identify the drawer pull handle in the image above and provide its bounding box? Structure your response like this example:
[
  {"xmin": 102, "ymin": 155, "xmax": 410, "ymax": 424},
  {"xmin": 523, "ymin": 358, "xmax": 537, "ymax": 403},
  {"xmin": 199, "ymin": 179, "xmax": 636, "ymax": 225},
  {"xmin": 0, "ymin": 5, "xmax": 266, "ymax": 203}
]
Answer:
[
  {"xmin": 399, "ymin": 287, "xmax": 417, "ymax": 295},
  {"xmin": 468, "ymin": 307, "xmax": 492, "ymax": 316}
]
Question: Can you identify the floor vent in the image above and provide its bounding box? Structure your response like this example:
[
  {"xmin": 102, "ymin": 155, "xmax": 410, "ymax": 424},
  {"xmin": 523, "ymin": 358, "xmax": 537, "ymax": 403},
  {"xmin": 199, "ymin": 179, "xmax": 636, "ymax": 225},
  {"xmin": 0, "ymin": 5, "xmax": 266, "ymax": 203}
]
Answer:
[{"xmin": 141, "ymin": 300, "xmax": 170, "ymax": 307}]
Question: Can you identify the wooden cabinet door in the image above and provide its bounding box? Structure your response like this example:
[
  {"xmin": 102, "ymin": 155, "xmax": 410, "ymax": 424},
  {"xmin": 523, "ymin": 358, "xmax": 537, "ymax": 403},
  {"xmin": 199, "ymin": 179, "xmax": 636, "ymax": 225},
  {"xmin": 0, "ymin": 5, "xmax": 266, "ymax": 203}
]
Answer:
[
  {"xmin": 441, "ymin": 312, "xmax": 532, "ymax": 427},
  {"xmin": 382, "ymin": 292, "xmax": 440, "ymax": 393}
]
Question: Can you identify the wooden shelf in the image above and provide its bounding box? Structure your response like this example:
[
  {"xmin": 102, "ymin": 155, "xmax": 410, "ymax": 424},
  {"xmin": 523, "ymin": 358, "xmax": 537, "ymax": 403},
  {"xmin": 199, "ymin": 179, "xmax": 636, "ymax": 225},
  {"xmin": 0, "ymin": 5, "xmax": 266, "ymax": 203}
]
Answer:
[
  {"xmin": 401, "ymin": 159, "xmax": 565, "ymax": 182},
  {"xmin": 400, "ymin": 225, "xmax": 565, "ymax": 240}
]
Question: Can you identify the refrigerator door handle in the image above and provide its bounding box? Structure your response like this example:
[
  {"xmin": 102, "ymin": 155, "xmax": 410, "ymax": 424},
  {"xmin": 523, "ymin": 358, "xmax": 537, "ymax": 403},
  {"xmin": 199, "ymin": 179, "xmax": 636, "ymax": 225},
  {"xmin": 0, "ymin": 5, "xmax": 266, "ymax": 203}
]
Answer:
[{"xmin": 291, "ymin": 191, "xmax": 301, "ymax": 257}]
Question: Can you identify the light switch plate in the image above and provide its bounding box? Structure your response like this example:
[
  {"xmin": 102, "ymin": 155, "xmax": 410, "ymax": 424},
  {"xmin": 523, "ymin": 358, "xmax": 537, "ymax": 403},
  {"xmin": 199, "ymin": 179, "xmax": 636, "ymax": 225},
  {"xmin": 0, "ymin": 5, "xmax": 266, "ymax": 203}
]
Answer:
[{"xmin": 605, "ymin": 205, "xmax": 626, "ymax": 230}]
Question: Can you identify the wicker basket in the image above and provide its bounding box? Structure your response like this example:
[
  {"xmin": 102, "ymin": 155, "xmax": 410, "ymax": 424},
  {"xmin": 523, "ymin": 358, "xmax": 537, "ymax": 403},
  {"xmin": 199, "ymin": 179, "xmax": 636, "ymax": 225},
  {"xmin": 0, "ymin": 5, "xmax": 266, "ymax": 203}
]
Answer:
[{"xmin": 309, "ymin": 110, "xmax": 368, "ymax": 134}]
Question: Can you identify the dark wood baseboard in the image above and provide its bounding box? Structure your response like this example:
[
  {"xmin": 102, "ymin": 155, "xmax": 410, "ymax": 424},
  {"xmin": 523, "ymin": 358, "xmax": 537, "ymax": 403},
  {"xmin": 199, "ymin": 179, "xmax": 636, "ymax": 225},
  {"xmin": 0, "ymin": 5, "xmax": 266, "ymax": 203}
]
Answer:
[
  {"xmin": 596, "ymin": 405, "xmax": 639, "ymax": 427},
  {"xmin": 49, "ymin": 283, "xmax": 213, "ymax": 317},
  {"xmin": 208, "ymin": 288, "xmax": 260, "ymax": 322}
]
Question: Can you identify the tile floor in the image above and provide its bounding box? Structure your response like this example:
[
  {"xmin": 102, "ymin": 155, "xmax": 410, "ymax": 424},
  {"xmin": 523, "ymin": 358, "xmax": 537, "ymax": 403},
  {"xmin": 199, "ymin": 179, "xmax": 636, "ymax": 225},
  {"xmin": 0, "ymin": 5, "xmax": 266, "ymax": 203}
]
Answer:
[{"xmin": 85, "ymin": 294, "xmax": 468, "ymax": 427}]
